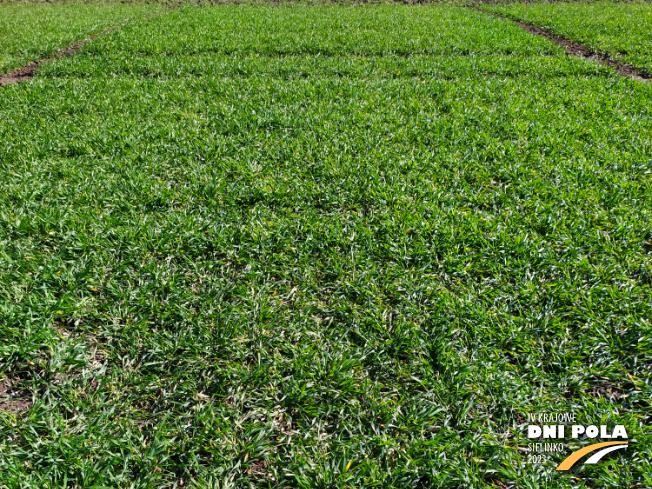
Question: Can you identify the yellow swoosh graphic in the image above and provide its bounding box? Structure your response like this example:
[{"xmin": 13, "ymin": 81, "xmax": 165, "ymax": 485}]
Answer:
[{"xmin": 556, "ymin": 441, "xmax": 628, "ymax": 471}]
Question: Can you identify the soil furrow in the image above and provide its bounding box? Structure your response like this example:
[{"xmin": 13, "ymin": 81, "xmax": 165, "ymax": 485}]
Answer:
[
  {"xmin": 0, "ymin": 35, "xmax": 103, "ymax": 86},
  {"xmin": 473, "ymin": 7, "xmax": 651, "ymax": 82},
  {"xmin": 0, "ymin": 6, "xmax": 179, "ymax": 87}
]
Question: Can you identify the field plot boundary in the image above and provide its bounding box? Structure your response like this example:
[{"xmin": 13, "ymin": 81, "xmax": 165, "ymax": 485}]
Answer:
[
  {"xmin": 474, "ymin": 6, "xmax": 651, "ymax": 82},
  {"xmin": 0, "ymin": 35, "xmax": 101, "ymax": 86},
  {"xmin": 0, "ymin": 6, "xmax": 178, "ymax": 87}
]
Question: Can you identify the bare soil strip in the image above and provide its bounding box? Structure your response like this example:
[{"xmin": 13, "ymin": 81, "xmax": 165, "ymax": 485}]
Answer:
[
  {"xmin": 473, "ymin": 7, "xmax": 651, "ymax": 82},
  {"xmin": 0, "ymin": 36, "xmax": 101, "ymax": 86},
  {"xmin": 0, "ymin": 6, "xmax": 179, "ymax": 87}
]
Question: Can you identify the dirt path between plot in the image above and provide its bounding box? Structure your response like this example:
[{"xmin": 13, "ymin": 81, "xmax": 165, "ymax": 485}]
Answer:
[
  {"xmin": 0, "ymin": 35, "xmax": 101, "ymax": 86},
  {"xmin": 472, "ymin": 7, "xmax": 650, "ymax": 82},
  {"xmin": 0, "ymin": 5, "xmax": 179, "ymax": 87}
]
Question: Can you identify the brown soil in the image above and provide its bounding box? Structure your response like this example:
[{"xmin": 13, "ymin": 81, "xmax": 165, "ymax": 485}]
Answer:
[
  {"xmin": 0, "ymin": 398, "xmax": 32, "ymax": 413},
  {"xmin": 474, "ymin": 7, "xmax": 651, "ymax": 82},
  {"xmin": 245, "ymin": 459, "xmax": 269, "ymax": 476},
  {"xmin": 0, "ymin": 38, "xmax": 91, "ymax": 86},
  {"xmin": 0, "ymin": 5, "xmax": 180, "ymax": 87},
  {"xmin": 0, "ymin": 29, "xmax": 114, "ymax": 86},
  {"xmin": 0, "ymin": 378, "xmax": 32, "ymax": 413}
]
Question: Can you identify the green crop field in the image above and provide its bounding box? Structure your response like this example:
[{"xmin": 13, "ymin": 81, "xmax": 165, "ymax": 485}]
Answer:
[
  {"xmin": 482, "ymin": 1, "xmax": 652, "ymax": 75},
  {"xmin": 0, "ymin": 2, "xmax": 650, "ymax": 488}
]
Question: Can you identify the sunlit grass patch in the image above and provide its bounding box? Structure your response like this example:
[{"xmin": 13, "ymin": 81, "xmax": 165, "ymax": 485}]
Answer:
[{"xmin": 0, "ymin": 3, "xmax": 650, "ymax": 488}]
